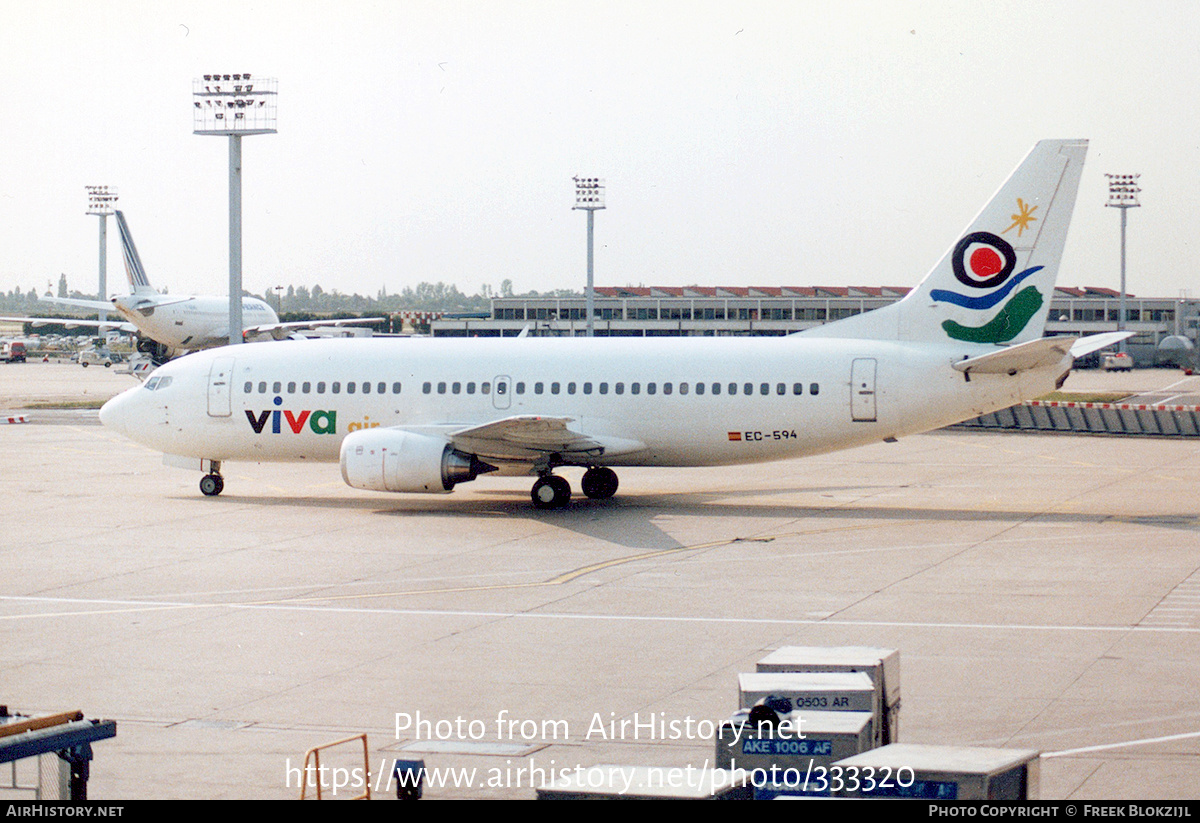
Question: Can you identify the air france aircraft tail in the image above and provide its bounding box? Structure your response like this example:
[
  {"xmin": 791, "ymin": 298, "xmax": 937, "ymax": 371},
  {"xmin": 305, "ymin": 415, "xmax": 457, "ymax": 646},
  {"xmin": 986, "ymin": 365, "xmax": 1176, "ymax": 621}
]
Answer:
[
  {"xmin": 803, "ymin": 139, "xmax": 1087, "ymax": 345},
  {"xmin": 115, "ymin": 211, "xmax": 158, "ymax": 296}
]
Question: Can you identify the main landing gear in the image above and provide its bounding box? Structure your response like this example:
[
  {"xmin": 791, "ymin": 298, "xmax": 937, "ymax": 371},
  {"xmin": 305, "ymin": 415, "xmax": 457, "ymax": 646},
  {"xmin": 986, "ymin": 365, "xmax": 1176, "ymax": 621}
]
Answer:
[
  {"xmin": 200, "ymin": 460, "xmax": 224, "ymax": 496},
  {"xmin": 530, "ymin": 467, "xmax": 619, "ymax": 509}
]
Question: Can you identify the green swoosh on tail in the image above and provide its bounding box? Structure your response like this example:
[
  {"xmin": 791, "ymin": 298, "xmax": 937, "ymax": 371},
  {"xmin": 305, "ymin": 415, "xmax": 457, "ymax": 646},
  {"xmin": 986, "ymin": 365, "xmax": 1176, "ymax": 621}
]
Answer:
[{"xmin": 941, "ymin": 286, "xmax": 1044, "ymax": 344}]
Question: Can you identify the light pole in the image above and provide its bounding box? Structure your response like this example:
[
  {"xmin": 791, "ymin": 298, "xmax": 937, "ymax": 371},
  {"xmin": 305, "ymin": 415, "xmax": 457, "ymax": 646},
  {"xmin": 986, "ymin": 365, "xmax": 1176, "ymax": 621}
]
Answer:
[
  {"xmin": 86, "ymin": 185, "xmax": 118, "ymax": 324},
  {"xmin": 573, "ymin": 177, "xmax": 605, "ymax": 337},
  {"xmin": 193, "ymin": 72, "xmax": 277, "ymax": 345},
  {"xmin": 1106, "ymin": 173, "xmax": 1140, "ymax": 354}
]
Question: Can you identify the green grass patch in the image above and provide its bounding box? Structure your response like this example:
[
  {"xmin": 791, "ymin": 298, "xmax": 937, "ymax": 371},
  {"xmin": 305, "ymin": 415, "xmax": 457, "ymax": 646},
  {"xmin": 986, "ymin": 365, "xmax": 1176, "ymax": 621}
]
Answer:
[
  {"xmin": 23, "ymin": 399, "xmax": 108, "ymax": 410},
  {"xmin": 1036, "ymin": 391, "xmax": 1132, "ymax": 404}
]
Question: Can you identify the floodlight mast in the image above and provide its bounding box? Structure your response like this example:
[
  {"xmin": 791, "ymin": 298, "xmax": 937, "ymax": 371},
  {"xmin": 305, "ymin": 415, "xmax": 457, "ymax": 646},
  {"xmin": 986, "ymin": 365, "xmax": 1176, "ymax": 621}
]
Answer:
[
  {"xmin": 193, "ymin": 73, "xmax": 278, "ymax": 345},
  {"xmin": 1105, "ymin": 173, "xmax": 1141, "ymax": 354},
  {"xmin": 85, "ymin": 186, "xmax": 118, "ymax": 324},
  {"xmin": 572, "ymin": 177, "xmax": 605, "ymax": 337}
]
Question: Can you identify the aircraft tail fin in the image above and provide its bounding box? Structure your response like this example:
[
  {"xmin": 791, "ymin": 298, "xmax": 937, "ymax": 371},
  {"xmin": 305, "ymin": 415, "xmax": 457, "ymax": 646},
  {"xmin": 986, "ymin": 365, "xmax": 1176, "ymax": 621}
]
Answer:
[
  {"xmin": 115, "ymin": 211, "xmax": 157, "ymax": 296},
  {"xmin": 803, "ymin": 139, "xmax": 1088, "ymax": 345}
]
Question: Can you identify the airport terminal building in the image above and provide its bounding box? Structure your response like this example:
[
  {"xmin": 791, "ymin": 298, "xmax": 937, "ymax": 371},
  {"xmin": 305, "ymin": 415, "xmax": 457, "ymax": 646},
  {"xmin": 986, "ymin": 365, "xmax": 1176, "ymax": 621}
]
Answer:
[{"xmin": 431, "ymin": 286, "xmax": 1200, "ymax": 366}]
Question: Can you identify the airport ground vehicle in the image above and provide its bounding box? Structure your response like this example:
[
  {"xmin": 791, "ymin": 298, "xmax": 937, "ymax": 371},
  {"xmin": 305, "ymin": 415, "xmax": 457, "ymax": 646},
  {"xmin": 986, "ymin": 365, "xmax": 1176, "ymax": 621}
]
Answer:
[
  {"xmin": 1103, "ymin": 352, "xmax": 1133, "ymax": 371},
  {"xmin": 1, "ymin": 341, "xmax": 26, "ymax": 363}
]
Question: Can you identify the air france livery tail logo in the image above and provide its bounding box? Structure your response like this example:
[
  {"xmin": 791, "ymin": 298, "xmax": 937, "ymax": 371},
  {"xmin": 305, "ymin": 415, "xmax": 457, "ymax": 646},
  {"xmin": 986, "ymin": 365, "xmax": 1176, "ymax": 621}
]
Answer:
[{"xmin": 932, "ymin": 201, "xmax": 1044, "ymax": 344}]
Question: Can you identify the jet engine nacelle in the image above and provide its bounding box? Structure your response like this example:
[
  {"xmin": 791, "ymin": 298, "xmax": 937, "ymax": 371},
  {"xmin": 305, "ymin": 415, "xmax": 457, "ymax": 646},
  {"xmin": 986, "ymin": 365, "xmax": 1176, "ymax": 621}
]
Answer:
[{"xmin": 339, "ymin": 428, "xmax": 495, "ymax": 493}]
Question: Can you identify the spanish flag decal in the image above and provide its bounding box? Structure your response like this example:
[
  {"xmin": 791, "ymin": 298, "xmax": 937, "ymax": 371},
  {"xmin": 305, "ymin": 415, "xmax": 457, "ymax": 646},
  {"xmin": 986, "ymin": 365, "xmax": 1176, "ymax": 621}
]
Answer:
[{"xmin": 728, "ymin": 432, "xmax": 742, "ymax": 441}]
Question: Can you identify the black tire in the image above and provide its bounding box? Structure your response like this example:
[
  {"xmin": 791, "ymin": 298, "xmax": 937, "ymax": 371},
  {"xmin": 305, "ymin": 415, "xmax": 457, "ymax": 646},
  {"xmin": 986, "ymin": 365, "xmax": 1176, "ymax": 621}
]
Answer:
[
  {"xmin": 531, "ymin": 475, "xmax": 571, "ymax": 509},
  {"xmin": 200, "ymin": 474, "xmax": 224, "ymax": 496},
  {"xmin": 581, "ymin": 467, "xmax": 619, "ymax": 499}
]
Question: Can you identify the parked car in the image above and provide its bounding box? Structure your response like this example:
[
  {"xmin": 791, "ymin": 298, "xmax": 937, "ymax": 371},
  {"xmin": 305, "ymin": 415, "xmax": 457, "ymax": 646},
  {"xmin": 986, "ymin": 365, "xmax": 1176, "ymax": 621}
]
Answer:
[{"xmin": 80, "ymin": 350, "xmax": 120, "ymax": 368}]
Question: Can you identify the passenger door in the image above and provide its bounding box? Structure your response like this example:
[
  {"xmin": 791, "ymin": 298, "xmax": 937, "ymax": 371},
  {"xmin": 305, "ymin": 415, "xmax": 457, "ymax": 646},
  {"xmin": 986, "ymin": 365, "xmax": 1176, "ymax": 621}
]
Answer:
[{"xmin": 207, "ymin": 357, "xmax": 235, "ymax": 417}]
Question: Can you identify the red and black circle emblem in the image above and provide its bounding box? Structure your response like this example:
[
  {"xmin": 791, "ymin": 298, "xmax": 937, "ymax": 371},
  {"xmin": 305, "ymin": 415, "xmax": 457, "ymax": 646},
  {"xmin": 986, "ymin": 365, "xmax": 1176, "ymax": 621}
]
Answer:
[{"xmin": 952, "ymin": 231, "xmax": 1016, "ymax": 289}]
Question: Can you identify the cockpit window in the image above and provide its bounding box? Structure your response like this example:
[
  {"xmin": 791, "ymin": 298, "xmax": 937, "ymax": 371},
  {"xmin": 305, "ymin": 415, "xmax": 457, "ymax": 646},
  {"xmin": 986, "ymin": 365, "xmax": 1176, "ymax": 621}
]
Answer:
[{"xmin": 144, "ymin": 376, "xmax": 172, "ymax": 391}]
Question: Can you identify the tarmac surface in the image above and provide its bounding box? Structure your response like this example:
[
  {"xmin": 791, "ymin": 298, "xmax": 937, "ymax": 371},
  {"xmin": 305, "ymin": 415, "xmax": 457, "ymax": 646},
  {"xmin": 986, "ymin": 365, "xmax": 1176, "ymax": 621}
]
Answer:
[{"xmin": 2, "ymin": 360, "xmax": 1199, "ymax": 799}]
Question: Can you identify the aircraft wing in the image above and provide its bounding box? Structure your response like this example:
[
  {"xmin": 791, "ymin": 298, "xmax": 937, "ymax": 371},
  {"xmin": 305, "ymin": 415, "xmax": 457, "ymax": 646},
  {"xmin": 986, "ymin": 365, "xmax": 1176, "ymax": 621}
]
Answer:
[
  {"xmin": 0, "ymin": 315, "xmax": 137, "ymax": 333},
  {"xmin": 424, "ymin": 416, "xmax": 647, "ymax": 462},
  {"xmin": 39, "ymin": 295, "xmax": 114, "ymax": 312},
  {"xmin": 245, "ymin": 317, "xmax": 387, "ymax": 341}
]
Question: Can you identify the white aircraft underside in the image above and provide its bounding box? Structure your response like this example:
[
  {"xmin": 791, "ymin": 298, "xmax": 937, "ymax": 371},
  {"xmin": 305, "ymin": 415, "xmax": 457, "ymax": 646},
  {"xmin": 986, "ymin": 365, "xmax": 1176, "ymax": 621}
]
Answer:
[{"xmin": 100, "ymin": 139, "xmax": 1120, "ymax": 508}]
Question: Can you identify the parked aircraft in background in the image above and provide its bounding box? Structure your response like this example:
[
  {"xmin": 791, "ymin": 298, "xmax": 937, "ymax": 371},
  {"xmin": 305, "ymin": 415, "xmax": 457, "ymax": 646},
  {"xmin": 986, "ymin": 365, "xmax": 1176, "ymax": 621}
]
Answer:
[
  {"xmin": 101, "ymin": 140, "xmax": 1124, "ymax": 508},
  {"xmin": 8, "ymin": 211, "xmax": 380, "ymax": 363}
]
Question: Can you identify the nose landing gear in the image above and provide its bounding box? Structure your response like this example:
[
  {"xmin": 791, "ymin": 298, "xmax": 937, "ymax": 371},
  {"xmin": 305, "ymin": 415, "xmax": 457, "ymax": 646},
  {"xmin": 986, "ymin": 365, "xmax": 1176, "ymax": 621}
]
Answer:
[{"xmin": 199, "ymin": 461, "xmax": 224, "ymax": 496}]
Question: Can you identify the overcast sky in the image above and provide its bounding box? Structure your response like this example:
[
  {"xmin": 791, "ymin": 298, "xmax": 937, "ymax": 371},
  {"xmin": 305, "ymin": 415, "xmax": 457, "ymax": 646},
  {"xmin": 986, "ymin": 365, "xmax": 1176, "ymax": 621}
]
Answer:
[{"xmin": 2, "ymin": 1, "xmax": 1196, "ymax": 302}]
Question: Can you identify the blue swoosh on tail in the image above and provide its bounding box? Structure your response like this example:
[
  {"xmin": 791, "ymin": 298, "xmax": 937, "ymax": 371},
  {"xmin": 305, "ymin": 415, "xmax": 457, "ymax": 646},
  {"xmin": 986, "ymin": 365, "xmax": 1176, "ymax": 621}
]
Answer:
[{"xmin": 930, "ymin": 266, "xmax": 1044, "ymax": 309}]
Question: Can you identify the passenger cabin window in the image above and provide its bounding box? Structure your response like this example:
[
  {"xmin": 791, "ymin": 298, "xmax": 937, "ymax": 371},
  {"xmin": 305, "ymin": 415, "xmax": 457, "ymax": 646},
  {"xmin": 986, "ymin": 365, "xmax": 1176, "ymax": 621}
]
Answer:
[
  {"xmin": 551, "ymin": 382, "xmax": 560, "ymax": 395},
  {"xmin": 347, "ymin": 382, "xmax": 356, "ymax": 394},
  {"xmin": 615, "ymin": 382, "xmax": 624, "ymax": 395},
  {"xmin": 303, "ymin": 382, "xmax": 311, "ymax": 393},
  {"xmin": 317, "ymin": 382, "xmax": 326, "ymax": 394},
  {"xmin": 810, "ymin": 383, "xmax": 820, "ymax": 395},
  {"xmin": 287, "ymin": 381, "xmax": 296, "ymax": 394},
  {"xmin": 793, "ymin": 383, "xmax": 803, "ymax": 395},
  {"xmin": 243, "ymin": 381, "xmax": 252, "ymax": 393},
  {"xmin": 437, "ymin": 382, "xmax": 447, "ymax": 394},
  {"xmin": 516, "ymin": 382, "xmax": 525, "ymax": 394},
  {"xmin": 258, "ymin": 381, "xmax": 267, "ymax": 393},
  {"xmin": 332, "ymin": 382, "xmax": 341, "ymax": 394},
  {"xmin": 273, "ymin": 381, "xmax": 282, "ymax": 394},
  {"xmin": 423, "ymin": 382, "xmax": 432, "ymax": 394}
]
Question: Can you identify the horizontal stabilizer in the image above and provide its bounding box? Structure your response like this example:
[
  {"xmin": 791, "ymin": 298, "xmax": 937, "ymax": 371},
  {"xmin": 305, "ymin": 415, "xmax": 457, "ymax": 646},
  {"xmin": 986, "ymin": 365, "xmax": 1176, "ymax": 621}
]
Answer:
[
  {"xmin": 1068, "ymin": 331, "xmax": 1134, "ymax": 359},
  {"xmin": 952, "ymin": 336, "xmax": 1075, "ymax": 376}
]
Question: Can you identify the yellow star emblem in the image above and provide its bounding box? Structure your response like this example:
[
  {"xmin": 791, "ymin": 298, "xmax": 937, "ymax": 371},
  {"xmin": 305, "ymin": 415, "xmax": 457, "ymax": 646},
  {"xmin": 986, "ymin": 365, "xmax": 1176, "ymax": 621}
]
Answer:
[{"xmin": 1003, "ymin": 198, "xmax": 1038, "ymax": 236}]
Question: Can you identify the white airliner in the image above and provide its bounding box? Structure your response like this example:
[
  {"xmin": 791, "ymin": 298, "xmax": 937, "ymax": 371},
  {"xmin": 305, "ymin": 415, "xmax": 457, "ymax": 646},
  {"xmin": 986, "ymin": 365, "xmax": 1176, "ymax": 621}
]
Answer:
[
  {"xmin": 100, "ymin": 139, "xmax": 1123, "ymax": 508},
  {"xmin": 11, "ymin": 211, "xmax": 378, "ymax": 362}
]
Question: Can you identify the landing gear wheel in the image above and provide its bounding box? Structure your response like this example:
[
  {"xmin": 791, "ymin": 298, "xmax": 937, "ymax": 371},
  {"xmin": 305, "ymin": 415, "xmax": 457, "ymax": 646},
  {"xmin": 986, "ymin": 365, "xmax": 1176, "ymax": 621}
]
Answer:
[
  {"xmin": 581, "ymin": 467, "xmax": 619, "ymax": 499},
  {"xmin": 531, "ymin": 475, "xmax": 571, "ymax": 509},
  {"xmin": 200, "ymin": 474, "xmax": 224, "ymax": 496}
]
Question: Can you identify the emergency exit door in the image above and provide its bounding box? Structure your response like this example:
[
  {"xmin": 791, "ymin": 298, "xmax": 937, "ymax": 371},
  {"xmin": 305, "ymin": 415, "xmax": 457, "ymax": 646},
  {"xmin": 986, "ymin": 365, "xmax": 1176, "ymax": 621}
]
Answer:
[{"xmin": 851, "ymin": 358, "xmax": 877, "ymax": 422}]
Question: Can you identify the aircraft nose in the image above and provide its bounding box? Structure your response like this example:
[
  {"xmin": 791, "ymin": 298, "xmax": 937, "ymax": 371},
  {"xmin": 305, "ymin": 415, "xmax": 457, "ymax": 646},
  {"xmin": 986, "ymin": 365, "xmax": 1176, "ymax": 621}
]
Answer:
[{"xmin": 99, "ymin": 386, "xmax": 138, "ymax": 436}]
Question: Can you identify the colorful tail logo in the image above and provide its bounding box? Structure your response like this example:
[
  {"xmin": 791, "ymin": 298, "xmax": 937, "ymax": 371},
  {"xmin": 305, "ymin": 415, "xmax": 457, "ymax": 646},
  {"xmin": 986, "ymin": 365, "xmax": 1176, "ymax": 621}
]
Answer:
[{"xmin": 931, "ymin": 229, "xmax": 1043, "ymax": 343}]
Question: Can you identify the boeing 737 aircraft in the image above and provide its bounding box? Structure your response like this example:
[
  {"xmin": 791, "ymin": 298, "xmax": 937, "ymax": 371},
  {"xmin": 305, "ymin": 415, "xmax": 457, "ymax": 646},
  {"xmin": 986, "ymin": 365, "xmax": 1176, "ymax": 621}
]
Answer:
[
  {"xmin": 100, "ymin": 140, "xmax": 1122, "ymax": 508},
  {"xmin": 10, "ymin": 211, "xmax": 378, "ymax": 363}
]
